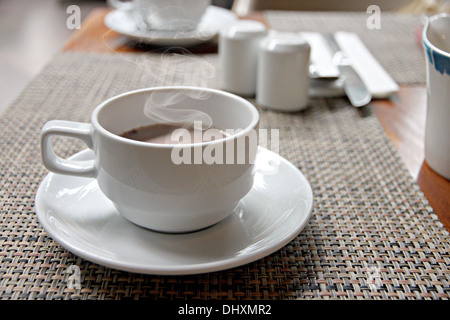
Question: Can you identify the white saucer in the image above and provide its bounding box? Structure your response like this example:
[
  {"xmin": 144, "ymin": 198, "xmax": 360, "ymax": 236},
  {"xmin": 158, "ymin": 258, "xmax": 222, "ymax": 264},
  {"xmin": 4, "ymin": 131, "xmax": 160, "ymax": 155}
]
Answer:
[
  {"xmin": 35, "ymin": 147, "xmax": 313, "ymax": 275},
  {"xmin": 104, "ymin": 6, "xmax": 237, "ymax": 46}
]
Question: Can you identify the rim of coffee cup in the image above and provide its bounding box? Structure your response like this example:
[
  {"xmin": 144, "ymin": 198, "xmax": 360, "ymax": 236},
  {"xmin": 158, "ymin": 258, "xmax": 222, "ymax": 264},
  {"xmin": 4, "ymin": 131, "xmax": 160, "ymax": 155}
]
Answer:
[
  {"xmin": 91, "ymin": 86, "xmax": 260, "ymax": 148},
  {"xmin": 422, "ymin": 13, "xmax": 450, "ymax": 58}
]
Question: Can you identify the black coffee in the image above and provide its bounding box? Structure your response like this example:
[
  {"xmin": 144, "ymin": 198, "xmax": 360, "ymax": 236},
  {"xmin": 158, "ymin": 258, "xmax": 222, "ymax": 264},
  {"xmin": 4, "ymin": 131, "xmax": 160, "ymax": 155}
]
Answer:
[{"xmin": 120, "ymin": 123, "xmax": 227, "ymax": 144}]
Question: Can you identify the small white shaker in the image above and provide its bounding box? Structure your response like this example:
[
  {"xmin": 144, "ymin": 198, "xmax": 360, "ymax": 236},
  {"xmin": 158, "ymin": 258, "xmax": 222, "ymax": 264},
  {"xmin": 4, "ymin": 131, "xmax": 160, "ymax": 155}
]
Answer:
[
  {"xmin": 256, "ymin": 33, "xmax": 311, "ymax": 111},
  {"xmin": 219, "ymin": 20, "xmax": 268, "ymax": 97}
]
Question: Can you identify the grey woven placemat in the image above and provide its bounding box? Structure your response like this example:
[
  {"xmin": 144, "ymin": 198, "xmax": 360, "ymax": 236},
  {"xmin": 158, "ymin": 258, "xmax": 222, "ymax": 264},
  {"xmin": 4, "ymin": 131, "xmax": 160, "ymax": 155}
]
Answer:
[
  {"xmin": 265, "ymin": 11, "xmax": 426, "ymax": 84},
  {"xmin": 0, "ymin": 51, "xmax": 448, "ymax": 300}
]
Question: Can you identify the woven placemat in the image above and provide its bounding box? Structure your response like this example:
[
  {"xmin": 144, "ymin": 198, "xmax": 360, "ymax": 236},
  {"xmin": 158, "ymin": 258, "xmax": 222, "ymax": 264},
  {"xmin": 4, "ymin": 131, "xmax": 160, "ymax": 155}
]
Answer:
[
  {"xmin": 0, "ymin": 51, "xmax": 448, "ymax": 300},
  {"xmin": 265, "ymin": 11, "xmax": 426, "ymax": 85}
]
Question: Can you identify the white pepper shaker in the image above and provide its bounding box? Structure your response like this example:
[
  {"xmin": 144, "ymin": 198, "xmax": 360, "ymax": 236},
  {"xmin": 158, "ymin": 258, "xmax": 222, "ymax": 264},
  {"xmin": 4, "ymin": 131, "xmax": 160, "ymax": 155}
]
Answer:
[
  {"xmin": 218, "ymin": 20, "xmax": 268, "ymax": 97},
  {"xmin": 256, "ymin": 33, "xmax": 311, "ymax": 111}
]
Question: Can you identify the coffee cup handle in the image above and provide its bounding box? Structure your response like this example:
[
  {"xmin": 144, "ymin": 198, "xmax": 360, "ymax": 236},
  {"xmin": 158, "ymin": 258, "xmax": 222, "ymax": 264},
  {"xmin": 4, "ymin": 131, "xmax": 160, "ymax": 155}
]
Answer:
[{"xmin": 40, "ymin": 120, "xmax": 96, "ymax": 178}]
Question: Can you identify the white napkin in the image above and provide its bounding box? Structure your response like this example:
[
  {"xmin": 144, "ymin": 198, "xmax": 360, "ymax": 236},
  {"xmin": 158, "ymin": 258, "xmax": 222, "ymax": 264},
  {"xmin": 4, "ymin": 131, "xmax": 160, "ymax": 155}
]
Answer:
[{"xmin": 302, "ymin": 32, "xmax": 399, "ymax": 99}]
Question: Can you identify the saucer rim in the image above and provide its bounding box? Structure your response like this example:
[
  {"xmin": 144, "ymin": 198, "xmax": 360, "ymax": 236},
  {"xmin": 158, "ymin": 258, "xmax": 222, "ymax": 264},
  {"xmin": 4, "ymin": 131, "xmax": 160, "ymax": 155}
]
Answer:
[
  {"xmin": 104, "ymin": 6, "xmax": 237, "ymax": 46},
  {"xmin": 35, "ymin": 147, "xmax": 313, "ymax": 275}
]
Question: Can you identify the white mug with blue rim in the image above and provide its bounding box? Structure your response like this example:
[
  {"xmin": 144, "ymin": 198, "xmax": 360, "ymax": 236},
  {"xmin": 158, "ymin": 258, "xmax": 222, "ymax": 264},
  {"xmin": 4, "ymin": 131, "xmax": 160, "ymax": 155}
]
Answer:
[{"xmin": 422, "ymin": 13, "xmax": 450, "ymax": 180}]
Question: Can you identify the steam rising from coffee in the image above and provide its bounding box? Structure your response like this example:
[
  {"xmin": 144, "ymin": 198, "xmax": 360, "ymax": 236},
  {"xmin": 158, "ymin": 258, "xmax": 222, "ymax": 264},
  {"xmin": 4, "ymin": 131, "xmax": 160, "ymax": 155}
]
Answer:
[
  {"xmin": 143, "ymin": 90, "xmax": 213, "ymax": 129},
  {"xmin": 137, "ymin": 47, "xmax": 216, "ymax": 130}
]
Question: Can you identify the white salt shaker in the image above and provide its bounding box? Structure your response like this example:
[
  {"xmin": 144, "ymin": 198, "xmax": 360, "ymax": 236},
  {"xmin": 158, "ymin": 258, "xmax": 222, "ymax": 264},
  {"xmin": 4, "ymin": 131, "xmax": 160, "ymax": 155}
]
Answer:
[
  {"xmin": 256, "ymin": 33, "xmax": 311, "ymax": 111},
  {"xmin": 219, "ymin": 20, "xmax": 268, "ymax": 97}
]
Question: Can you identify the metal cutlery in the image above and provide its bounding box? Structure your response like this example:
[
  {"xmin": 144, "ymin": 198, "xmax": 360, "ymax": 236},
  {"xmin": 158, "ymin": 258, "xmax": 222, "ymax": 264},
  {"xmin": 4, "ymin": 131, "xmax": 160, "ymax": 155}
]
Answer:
[{"xmin": 325, "ymin": 33, "xmax": 372, "ymax": 107}]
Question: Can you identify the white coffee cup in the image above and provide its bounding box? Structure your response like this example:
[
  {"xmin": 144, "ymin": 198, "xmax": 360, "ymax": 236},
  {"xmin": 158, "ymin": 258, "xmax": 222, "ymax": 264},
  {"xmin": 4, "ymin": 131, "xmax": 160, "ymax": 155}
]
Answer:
[
  {"xmin": 40, "ymin": 87, "xmax": 259, "ymax": 233},
  {"xmin": 108, "ymin": 0, "xmax": 211, "ymax": 31},
  {"xmin": 422, "ymin": 13, "xmax": 450, "ymax": 180}
]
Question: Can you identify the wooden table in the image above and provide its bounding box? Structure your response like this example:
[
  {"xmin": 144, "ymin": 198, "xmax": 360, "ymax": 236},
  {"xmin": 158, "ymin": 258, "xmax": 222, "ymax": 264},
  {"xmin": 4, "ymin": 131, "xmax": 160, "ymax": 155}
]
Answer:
[{"xmin": 62, "ymin": 8, "xmax": 450, "ymax": 231}]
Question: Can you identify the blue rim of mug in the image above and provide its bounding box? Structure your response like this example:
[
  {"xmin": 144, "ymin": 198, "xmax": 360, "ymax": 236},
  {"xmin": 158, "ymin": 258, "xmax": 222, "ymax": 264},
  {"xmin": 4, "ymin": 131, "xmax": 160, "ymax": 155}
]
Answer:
[{"xmin": 422, "ymin": 13, "xmax": 450, "ymax": 76}]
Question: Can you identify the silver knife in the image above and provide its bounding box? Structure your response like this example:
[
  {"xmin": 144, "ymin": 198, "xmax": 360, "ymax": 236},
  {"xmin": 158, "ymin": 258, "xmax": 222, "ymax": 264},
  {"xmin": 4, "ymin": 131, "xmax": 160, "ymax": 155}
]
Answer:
[{"xmin": 325, "ymin": 33, "xmax": 372, "ymax": 107}]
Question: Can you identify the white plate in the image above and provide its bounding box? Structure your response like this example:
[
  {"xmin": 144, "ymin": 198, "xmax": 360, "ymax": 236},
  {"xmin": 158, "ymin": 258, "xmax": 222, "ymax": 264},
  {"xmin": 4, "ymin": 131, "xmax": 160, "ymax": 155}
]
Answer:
[
  {"xmin": 104, "ymin": 6, "xmax": 237, "ymax": 46},
  {"xmin": 35, "ymin": 147, "xmax": 313, "ymax": 275}
]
